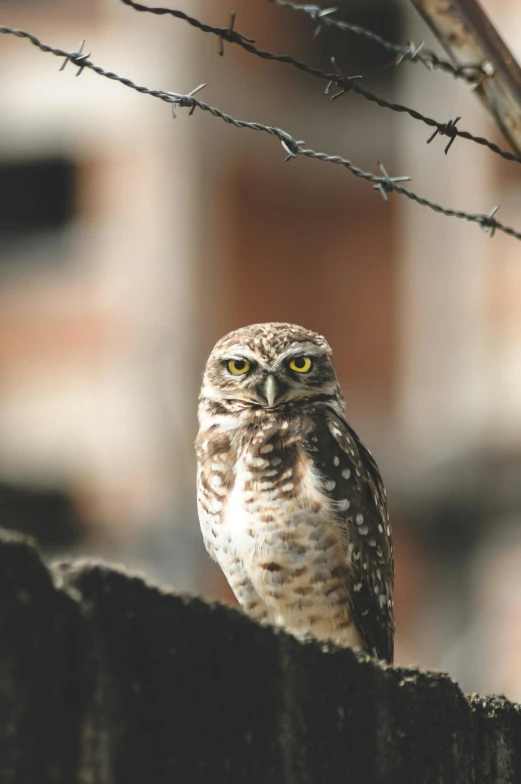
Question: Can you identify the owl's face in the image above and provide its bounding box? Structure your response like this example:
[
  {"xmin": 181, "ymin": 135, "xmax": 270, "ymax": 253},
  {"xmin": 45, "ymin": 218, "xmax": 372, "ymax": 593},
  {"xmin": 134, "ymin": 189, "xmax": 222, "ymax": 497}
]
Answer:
[{"xmin": 201, "ymin": 322, "xmax": 340, "ymax": 410}]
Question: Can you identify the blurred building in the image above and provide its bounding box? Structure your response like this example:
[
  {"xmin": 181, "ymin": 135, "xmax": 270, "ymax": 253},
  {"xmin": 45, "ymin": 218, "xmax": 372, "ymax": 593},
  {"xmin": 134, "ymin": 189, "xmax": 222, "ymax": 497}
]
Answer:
[
  {"xmin": 0, "ymin": 0, "xmax": 202, "ymax": 553},
  {"xmin": 0, "ymin": 0, "xmax": 520, "ymax": 698}
]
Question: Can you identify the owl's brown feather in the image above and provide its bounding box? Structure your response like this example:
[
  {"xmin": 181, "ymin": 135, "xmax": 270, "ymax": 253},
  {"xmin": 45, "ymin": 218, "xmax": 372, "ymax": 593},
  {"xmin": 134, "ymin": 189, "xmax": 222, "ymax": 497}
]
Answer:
[{"xmin": 305, "ymin": 406, "xmax": 394, "ymax": 662}]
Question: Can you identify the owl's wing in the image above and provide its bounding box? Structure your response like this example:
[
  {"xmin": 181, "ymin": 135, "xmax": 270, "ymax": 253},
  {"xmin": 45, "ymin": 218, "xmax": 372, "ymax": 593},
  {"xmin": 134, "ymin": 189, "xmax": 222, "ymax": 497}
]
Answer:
[
  {"xmin": 307, "ymin": 406, "xmax": 395, "ymax": 663},
  {"xmin": 195, "ymin": 426, "xmax": 235, "ymax": 562}
]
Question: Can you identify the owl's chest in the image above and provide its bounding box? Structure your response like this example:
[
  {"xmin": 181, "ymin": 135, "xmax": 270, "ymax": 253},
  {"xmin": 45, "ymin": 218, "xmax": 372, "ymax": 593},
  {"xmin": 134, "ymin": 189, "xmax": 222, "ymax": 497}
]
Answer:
[{"xmin": 222, "ymin": 439, "xmax": 333, "ymax": 569}]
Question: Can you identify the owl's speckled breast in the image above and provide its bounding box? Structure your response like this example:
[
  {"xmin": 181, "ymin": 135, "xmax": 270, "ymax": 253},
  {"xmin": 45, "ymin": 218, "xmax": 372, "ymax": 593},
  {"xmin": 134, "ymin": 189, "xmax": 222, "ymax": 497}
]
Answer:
[{"xmin": 222, "ymin": 407, "xmax": 361, "ymax": 646}]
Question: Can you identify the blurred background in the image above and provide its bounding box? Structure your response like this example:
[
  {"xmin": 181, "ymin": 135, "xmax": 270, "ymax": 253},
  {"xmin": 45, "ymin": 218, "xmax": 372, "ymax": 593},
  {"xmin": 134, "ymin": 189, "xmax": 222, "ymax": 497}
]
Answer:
[{"xmin": 0, "ymin": 0, "xmax": 520, "ymax": 700}]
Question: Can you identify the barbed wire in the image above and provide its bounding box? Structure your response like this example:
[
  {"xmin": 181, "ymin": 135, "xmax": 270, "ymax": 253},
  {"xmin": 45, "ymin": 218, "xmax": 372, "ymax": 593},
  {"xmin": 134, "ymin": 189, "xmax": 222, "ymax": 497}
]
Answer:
[
  {"xmin": 118, "ymin": 0, "xmax": 521, "ymax": 167},
  {"xmin": 265, "ymin": 0, "xmax": 492, "ymax": 83},
  {"xmin": 0, "ymin": 25, "xmax": 519, "ymax": 241}
]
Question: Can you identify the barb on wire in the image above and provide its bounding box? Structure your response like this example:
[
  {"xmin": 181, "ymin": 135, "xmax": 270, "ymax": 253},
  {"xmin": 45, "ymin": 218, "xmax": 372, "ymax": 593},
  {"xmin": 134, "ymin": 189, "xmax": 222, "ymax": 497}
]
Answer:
[
  {"xmin": 427, "ymin": 116, "xmax": 461, "ymax": 154},
  {"xmin": 59, "ymin": 39, "xmax": 90, "ymax": 76},
  {"xmin": 168, "ymin": 83, "xmax": 207, "ymax": 117},
  {"xmin": 265, "ymin": 0, "xmax": 490, "ymax": 84},
  {"xmin": 219, "ymin": 11, "xmax": 247, "ymax": 57},
  {"xmin": 325, "ymin": 57, "xmax": 362, "ymax": 101},
  {"xmin": 117, "ymin": 0, "xmax": 521, "ymax": 168},
  {"xmin": 280, "ymin": 134, "xmax": 306, "ymax": 161},
  {"xmin": 395, "ymin": 41, "xmax": 428, "ymax": 69},
  {"xmin": 312, "ymin": 7, "xmax": 338, "ymax": 39},
  {"xmin": 479, "ymin": 205, "xmax": 500, "ymax": 237},
  {"xmin": 0, "ymin": 24, "xmax": 519, "ymax": 242},
  {"xmin": 373, "ymin": 162, "xmax": 411, "ymax": 201}
]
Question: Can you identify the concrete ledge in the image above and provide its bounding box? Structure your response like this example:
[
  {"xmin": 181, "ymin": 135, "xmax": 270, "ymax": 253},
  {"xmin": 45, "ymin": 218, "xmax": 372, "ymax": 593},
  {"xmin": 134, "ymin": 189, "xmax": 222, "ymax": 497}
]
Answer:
[{"xmin": 0, "ymin": 529, "xmax": 520, "ymax": 783}]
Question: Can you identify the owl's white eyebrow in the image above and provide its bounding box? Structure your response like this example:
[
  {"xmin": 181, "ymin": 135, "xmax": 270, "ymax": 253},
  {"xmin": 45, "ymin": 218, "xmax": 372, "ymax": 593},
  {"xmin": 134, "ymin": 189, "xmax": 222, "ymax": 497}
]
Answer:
[
  {"xmin": 277, "ymin": 344, "xmax": 325, "ymax": 361},
  {"xmin": 218, "ymin": 348, "xmax": 259, "ymax": 362},
  {"xmin": 215, "ymin": 343, "xmax": 326, "ymax": 365}
]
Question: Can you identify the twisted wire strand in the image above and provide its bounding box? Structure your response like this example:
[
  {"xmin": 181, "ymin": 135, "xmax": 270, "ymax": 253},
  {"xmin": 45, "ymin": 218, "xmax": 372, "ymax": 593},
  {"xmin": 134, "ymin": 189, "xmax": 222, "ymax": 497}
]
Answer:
[
  {"xmin": 266, "ymin": 0, "xmax": 490, "ymax": 83},
  {"xmin": 118, "ymin": 0, "xmax": 521, "ymax": 167},
  {"xmin": 0, "ymin": 24, "xmax": 519, "ymax": 240}
]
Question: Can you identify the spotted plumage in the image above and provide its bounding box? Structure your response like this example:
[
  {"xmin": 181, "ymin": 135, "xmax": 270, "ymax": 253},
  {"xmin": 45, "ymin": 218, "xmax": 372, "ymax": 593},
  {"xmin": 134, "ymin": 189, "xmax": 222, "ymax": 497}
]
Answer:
[{"xmin": 196, "ymin": 322, "xmax": 394, "ymax": 662}]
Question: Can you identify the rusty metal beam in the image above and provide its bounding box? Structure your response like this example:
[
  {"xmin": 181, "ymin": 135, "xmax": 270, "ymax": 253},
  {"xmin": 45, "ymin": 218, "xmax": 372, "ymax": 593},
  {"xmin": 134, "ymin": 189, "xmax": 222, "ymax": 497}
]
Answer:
[{"xmin": 411, "ymin": 0, "xmax": 521, "ymax": 154}]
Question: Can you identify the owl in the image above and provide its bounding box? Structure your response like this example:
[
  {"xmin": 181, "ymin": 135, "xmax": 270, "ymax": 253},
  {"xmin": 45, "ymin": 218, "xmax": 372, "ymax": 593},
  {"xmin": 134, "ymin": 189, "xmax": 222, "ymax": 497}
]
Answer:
[{"xmin": 196, "ymin": 323, "xmax": 394, "ymax": 663}]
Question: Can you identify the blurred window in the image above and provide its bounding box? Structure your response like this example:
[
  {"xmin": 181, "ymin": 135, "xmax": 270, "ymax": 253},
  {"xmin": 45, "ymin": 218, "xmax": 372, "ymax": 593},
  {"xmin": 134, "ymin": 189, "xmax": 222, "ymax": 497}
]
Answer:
[
  {"xmin": 311, "ymin": 0, "xmax": 403, "ymax": 85},
  {"xmin": 0, "ymin": 157, "xmax": 76, "ymax": 254}
]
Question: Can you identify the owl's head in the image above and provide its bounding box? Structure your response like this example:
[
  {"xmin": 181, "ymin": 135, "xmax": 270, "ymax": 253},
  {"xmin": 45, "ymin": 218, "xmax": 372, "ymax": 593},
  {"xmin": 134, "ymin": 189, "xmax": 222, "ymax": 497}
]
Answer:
[{"xmin": 201, "ymin": 322, "xmax": 340, "ymax": 410}]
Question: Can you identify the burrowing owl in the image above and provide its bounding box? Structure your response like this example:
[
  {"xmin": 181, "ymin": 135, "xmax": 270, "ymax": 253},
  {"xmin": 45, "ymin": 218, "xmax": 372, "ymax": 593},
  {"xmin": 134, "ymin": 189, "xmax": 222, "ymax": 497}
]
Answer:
[{"xmin": 196, "ymin": 323, "xmax": 394, "ymax": 662}]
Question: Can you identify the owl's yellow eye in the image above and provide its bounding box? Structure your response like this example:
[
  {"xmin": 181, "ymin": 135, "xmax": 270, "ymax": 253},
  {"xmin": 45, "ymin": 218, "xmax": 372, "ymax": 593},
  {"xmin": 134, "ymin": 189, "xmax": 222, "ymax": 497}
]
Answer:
[
  {"xmin": 289, "ymin": 356, "xmax": 312, "ymax": 373},
  {"xmin": 227, "ymin": 359, "xmax": 251, "ymax": 375}
]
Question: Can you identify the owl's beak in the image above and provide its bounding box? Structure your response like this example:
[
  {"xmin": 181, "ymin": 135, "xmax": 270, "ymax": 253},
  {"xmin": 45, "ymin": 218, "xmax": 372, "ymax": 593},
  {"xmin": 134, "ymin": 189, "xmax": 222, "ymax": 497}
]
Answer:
[{"xmin": 264, "ymin": 374, "xmax": 278, "ymax": 408}]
